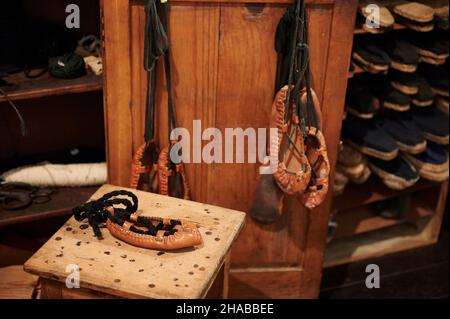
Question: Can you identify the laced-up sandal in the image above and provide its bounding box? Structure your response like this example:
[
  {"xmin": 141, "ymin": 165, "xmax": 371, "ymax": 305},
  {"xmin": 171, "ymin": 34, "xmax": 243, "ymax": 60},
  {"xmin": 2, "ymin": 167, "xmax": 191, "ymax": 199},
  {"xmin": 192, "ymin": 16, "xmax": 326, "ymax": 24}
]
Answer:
[
  {"xmin": 299, "ymin": 89, "xmax": 330, "ymax": 209},
  {"xmin": 73, "ymin": 190, "xmax": 202, "ymax": 250},
  {"xmin": 130, "ymin": 141, "xmax": 160, "ymax": 191},
  {"xmin": 272, "ymin": 86, "xmax": 311, "ymax": 195},
  {"xmin": 130, "ymin": 0, "xmax": 167, "ymax": 191},
  {"xmin": 157, "ymin": 144, "xmax": 190, "ymax": 199}
]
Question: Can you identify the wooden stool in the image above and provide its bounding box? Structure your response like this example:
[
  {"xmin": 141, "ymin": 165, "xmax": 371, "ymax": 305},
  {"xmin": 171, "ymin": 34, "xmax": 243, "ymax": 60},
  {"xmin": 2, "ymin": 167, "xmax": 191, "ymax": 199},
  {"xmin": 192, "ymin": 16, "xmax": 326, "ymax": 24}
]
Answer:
[{"xmin": 24, "ymin": 184, "xmax": 245, "ymax": 299}]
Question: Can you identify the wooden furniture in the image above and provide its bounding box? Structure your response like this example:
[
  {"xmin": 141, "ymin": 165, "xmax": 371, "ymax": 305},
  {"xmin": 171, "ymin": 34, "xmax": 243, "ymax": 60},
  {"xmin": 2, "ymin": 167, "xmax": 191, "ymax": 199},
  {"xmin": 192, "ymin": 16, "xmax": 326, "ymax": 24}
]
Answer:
[
  {"xmin": 24, "ymin": 184, "xmax": 245, "ymax": 298},
  {"xmin": 325, "ymin": 10, "xmax": 449, "ymax": 267},
  {"xmin": 0, "ymin": 0, "xmax": 104, "ymax": 229},
  {"xmin": 0, "ymin": 265, "xmax": 39, "ymax": 299},
  {"xmin": 101, "ymin": 0, "xmax": 357, "ymax": 298}
]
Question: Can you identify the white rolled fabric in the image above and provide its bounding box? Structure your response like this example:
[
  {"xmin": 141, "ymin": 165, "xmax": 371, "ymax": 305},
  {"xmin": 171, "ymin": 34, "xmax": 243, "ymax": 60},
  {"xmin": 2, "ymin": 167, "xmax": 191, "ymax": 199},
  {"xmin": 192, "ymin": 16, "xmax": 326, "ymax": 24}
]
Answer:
[{"xmin": 1, "ymin": 162, "xmax": 107, "ymax": 187}]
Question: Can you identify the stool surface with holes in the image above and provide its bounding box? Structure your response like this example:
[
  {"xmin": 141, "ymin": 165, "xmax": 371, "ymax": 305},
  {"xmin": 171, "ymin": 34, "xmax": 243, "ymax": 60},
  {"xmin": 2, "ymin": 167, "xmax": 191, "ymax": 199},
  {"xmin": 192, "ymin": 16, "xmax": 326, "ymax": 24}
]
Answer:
[{"xmin": 23, "ymin": 184, "xmax": 245, "ymax": 299}]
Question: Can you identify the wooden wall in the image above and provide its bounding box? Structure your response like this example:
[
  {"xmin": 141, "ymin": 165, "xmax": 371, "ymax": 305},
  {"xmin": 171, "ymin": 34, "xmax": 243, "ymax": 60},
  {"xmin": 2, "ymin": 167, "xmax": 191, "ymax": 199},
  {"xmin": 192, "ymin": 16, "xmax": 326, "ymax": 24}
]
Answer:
[{"xmin": 102, "ymin": 0, "xmax": 357, "ymax": 297}]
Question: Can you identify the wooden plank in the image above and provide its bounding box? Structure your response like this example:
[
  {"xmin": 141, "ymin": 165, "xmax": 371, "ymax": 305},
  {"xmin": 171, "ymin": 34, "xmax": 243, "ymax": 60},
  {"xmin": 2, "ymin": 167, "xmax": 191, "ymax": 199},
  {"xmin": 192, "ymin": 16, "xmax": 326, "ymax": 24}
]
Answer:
[
  {"xmin": 334, "ymin": 206, "xmax": 402, "ymax": 239},
  {"xmin": 24, "ymin": 184, "xmax": 245, "ymax": 299},
  {"xmin": 128, "ymin": 2, "xmax": 220, "ymax": 203},
  {"xmin": 0, "ymin": 73, "xmax": 102, "ymax": 103},
  {"xmin": 102, "ymin": 0, "xmax": 133, "ymax": 186},
  {"xmin": 229, "ymin": 267, "xmax": 303, "ymax": 298},
  {"xmin": 324, "ymin": 224, "xmax": 436, "ymax": 268},
  {"xmin": 354, "ymin": 23, "xmax": 407, "ymax": 34},
  {"xmin": 324, "ymin": 189, "xmax": 440, "ymax": 267},
  {"xmin": 0, "ymin": 265, "xmax": 39, "ymax": 299},
  {"xmin": 334, "ymin": 178, "xmax": 438, "ymax": 212},
  {"xmin": 211, "ymin": 3, "xmax": 309, "ymax": 269},
  {"xmin": 298, "ymin": 0, "xmax": 358, "ymax": 298},
  {"xmin": 0, "ymin": 186, "xmax": 99, "ymax": 227}
]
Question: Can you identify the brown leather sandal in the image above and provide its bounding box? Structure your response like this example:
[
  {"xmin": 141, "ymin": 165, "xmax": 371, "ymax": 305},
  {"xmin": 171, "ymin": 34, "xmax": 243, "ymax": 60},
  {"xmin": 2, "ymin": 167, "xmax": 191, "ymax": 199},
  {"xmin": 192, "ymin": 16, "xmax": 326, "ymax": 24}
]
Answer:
[
  {"xmin": 299, "ymin": 89, "xmax": 330, "ymax": 209},
  {"xmin": 130, "ymin": 141, "xmax": 160, "ymax": 192},
  {"xmin": 271, "ymin": 86, "xmax": 311, "ymax": 195},
  {"xmin": 107, "ymin": 209, "xmax": 202, "ymax": 250},
  {"xmin": 158, "ymin": 145, "xmax": 190, "ymax": 200},
  {"xmin": 73, "ymin": 190, "xmax": 202, "ymax": 250}
]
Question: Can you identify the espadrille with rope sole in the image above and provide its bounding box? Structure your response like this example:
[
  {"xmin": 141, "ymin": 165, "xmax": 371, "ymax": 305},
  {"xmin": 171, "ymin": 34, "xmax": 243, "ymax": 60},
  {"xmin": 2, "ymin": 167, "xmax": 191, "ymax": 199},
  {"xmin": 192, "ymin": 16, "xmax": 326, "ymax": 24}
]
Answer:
[{"xmin": 368, "ymin": 156, "xmax": 420, "ymax": 190}]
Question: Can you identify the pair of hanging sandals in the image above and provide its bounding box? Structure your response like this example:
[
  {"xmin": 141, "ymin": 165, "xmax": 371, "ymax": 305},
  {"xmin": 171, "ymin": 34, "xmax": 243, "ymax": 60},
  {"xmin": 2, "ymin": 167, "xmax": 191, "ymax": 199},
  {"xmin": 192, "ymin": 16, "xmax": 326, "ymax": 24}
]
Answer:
[
  {"xmin": 130, "ymin": 141, "xmax": 190, "ymax": 200},
  {"xmin": 271, "ymin": 86, "xmax": 330, "ymax": 209},
  {"xmin": 251, "ymin": 0, "xmax": 330, "ymax": 224},
  {"xmin": 129, "ymin": 0, "xmax": 190, "ymax": 200},
  {"xmin": 251, "ymin": 86, "xmax": 330, "ymax": 224}
]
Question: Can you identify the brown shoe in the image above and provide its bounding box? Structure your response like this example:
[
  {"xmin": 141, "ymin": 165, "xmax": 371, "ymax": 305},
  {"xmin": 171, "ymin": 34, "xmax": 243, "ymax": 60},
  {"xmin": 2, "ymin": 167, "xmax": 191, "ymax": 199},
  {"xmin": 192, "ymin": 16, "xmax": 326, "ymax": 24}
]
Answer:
[
  {"xmin": 158, "ymin": 146, "xmax": 190, "ymax": 199},
  {"xmin": 107, "ymin": 209, "xmax": 203, "ymax": 250},
  {"xmin": 299, "ymin": 89, "xmax": 330, "ymax": 209},
  {"xmin": 130, "ymin": 142, "xmax": 159, "ymax": 192},
  {"xmin": 271, "ymin": 86, "xmax": 312, "ymax": 195}
]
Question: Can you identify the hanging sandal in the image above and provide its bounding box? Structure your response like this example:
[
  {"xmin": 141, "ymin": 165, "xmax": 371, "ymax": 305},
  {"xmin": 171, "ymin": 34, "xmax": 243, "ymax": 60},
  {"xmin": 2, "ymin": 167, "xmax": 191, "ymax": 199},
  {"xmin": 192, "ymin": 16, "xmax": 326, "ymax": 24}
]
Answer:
[
  {"xmin": 130, "ymin": 0, "xmax": 167, "ymax": 192},
  {"xmin": 157, "ymin": 144, "xmax": 190, "ymax": 199},
  {"xmin": 299, "ymin": 88, "xmax": 330, "ymax": 209},
  {"xmin": 271, "ymin": 86, "xmax": 311, "ymax": 195},
  {"xmin": 73, "ymin": 190, "xmax": 202, "ymax": 250}
]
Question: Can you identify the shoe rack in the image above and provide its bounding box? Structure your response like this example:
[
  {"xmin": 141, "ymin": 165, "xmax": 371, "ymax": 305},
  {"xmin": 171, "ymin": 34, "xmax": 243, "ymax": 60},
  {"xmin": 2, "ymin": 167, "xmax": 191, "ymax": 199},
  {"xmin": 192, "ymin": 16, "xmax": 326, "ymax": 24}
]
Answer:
[
  {"xmin": 324, "ymin": 3, "xmax": 449, "ymax": 268},
  {"xmin": 0, "ymin": 0, "xmax": 104, "ymax": 265}
]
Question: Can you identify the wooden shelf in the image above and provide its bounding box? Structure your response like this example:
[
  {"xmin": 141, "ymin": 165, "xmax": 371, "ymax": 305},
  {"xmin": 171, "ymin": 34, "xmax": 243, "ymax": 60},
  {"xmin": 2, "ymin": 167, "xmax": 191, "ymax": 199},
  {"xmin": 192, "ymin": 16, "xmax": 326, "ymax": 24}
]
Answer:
[
  {"xmin": 334, "ymin": 196, "xmax": 434, "ymax": 240},
  {"xmin": 354, "ymin": 23, "xmax": 407, "ymax": 35},
  {"xmin": 334, "ymin": 205, "xmax": 403, "ymax": 239},
  {"xmin": 333, "ymin": 177, "xmax": 438, "ymax": 212},
  {"xmin": 0, "ymin": 186, "xmax": 98, "ymax": 227},
  {"xmin": 325, "ymin": 184, "xmax": 444, "ymax": 267},
  {"xmin": 0, "ymin": 72, "xmax": 102, "ymax": 103}
]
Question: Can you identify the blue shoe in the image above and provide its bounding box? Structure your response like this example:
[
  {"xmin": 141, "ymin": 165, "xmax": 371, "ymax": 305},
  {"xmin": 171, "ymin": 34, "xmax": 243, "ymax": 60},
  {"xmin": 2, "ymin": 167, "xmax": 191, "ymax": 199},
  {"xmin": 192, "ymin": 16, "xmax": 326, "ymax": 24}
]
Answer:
[
  {"xmin": 368, "ymin": 156, "xmax": 419, "ymax": 190},
  {"xmin": 342, "ymin": 115, "xmax": 399, "ymax": 160},
  {"xmin": 381, "ymin": 111, "xmax": 427, "ymax": 154},
  {"xmin": 402, "ymin": 142, "xmax": 449, "ymax": 182},
  {"xmin": 412, "ymin": 105, "xmax": 449, "ymax": 145}
]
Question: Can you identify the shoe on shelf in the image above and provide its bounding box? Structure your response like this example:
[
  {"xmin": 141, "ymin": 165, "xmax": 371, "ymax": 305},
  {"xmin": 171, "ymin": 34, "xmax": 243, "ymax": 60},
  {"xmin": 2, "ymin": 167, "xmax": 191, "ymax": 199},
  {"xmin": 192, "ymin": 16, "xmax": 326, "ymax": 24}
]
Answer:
[
  {"xmin": 382, "ymin": 87, "xmax": 412, "ymax": 111},
  {"xmin": 381, "ymin": 110, "xmax": 427, "ymax": 154},
  {"xmin": 412, "ymin": 77, "xmax": 434, "ymax": 107},
  {"xmin": 390, "ymin": 70, "xmax": 421, "ymax": 95},
  {"xmin": 436, "ymin": 95, "xmax": 449, "ymax": 114},
  {"xmin": 342, "ymin": 115, "xmax": 399, "ymax": 161},
  {"xmin": 419, "ymin": 63, "xmax": 449, "ymax": 97},
  {"xmin": 385, "ymin": 40, "xmax": 420, "ymax": 73},
  {"xmin": 368, "ymin": 156, "xmax": 420, "ymax": 190},
  {"xmin": 358, "ymin": 1, "xmax": 395, "ymax": 34},
  {"xmin": 402, "ymin": 142, "xmax": 449, "ymax": 182},
  {"xmin": 419, "ymin": 0, "xmax": 449, "ymax": 30},
  {"xmin": 411, "ymin": 105, "xmax": 449, "ymax": 145},
  {"xmin": 352, "ymin": 41, "xmax": 390, "ymax": 74},
  {"xmin": 392, "ymin": 1, "xmax": 435, "ymax": 32},
  {"xmin": 337, "ymin": 142, "xmax": 364, "ymax": 167},
  {"xmin": 407, "ymin": 31, "xmax": 449, "ymax": 65},
  {"xmin": 345, "ymin": 84, "xmax": 379, "ymax": 119}
]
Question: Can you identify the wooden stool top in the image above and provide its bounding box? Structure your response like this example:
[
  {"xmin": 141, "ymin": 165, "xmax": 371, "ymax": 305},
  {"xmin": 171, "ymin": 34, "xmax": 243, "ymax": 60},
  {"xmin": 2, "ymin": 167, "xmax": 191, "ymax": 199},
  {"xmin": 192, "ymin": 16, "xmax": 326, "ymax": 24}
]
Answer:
[{"xmin": 24, "ymin": 184, "xmax": 245, "ymax": 298}]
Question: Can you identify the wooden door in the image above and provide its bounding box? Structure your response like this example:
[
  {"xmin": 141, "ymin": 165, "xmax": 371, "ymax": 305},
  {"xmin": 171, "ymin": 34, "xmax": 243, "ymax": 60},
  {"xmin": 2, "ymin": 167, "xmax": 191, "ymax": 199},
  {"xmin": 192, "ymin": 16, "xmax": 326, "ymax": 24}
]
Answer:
[{"xmin": 102, "ymin": 0, "xmax": 357, "ymax": 298}]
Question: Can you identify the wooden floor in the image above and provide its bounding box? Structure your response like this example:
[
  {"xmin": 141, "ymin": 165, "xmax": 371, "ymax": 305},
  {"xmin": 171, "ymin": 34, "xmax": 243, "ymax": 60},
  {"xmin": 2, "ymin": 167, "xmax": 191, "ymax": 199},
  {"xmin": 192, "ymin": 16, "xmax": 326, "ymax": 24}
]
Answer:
[{"xmin": 320, "ymin": 230, "xmax": 449, "ymax": 299}]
